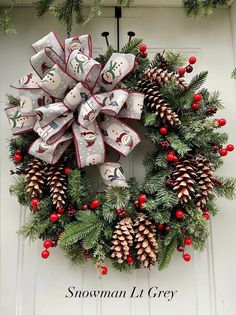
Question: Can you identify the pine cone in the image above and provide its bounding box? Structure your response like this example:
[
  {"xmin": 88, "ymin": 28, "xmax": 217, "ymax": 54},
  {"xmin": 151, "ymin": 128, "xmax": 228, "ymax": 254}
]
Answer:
[
  {"xmin": 47, "ymin": 163, "xmax": 67, "ymax": 209},
  {"xmin": 139, "ymin": 79, "xmax": 181, "ymax": 126},
  {"xmin": 172, "ymin": 156, "xmax": 197, "ymax": 203},
  {"xmin": 195, "ymin": 155, "xmax": 215, "ymax": 209},
  {"xmin": 156, "ymin": 51, "xmax": 169, "ymax": 70},
  {"xmin": 134, "ymin": 213, "xmax": 158, "ymax": 268},
  {"xmin": 111, "ymin": 217, "xmax": 134, "ymax": 264},
  {"xmin": 143, "ymin": 67, "xmax": 187, "ymax": 90},
  {"xmin": 67, "ymin": 205, "xmax": 77, "ymax": 217},
  {"xmin": 25, "ymin": 158, "xmax": 46, "ymax": 196}
]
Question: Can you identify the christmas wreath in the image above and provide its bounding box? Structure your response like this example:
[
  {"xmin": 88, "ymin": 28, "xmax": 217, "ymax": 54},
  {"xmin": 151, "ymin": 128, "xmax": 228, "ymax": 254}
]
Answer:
[{"xmin": 6, "ymin": 32, "xmax": 236, "ymax": 275}]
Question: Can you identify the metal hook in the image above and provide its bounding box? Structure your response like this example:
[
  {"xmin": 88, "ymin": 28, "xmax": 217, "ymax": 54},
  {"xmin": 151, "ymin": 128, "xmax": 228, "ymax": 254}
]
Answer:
[
  {"xmin": 101, "ymin": 32, "xmax": 110, "ymax": 47},
  {"xmin": 127, "ymin": 31, "xmax": 135, "ymax": 42}
]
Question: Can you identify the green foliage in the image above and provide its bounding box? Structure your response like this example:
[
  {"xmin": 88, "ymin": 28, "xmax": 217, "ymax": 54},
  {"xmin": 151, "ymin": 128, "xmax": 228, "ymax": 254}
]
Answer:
[
  {"xmin": 158, "ymin": 237, "xmax": 177, "ymax": 271},
  {"xmin": 59, "ymin": 211, "xmax": 103, "ymax": 249},
  {"xmin": 0, "ymin": 6, "xmax": 16, "ymax": 34},
  {"xmin": 166, "ymin": 133, "xmax": 191, "ymax": 156},
  {"xmin": 7, "ymin": 94, "xmax": 19, "ymax": 106},
  {"xmin": 214, "ymin": 177, "xmax": 236, "ymax": 200},
  {"xmin": 183, "ymin": 0, "xmax": 230, "ymax": 18},
  {"xmin": 96, "ymin": 45, "xmax": 114, "ymax": 65},
  {"xmin": 231, "ymin": 68, "xmax": 236, "ymax": 79},
  {"xmin": 9, "ymin": 175, "xmax": 30, "ymax": 206},
  {"xmin": 18, "ymin": 213, "xmax": 49, "ymax": 241},
  {"xmin": 35, "ymin": 0, "xmax": 135, "ymax": 37},
  {"xmin": 62, "ymin": 242, "xmax": 85, "ymax": 266},
  {"xmin": 165, "ymin": 50, "xmax": 187, "ymax": 72},
  {"xmin": 180, "ymin": 71, "xmax": 208, "ymax": 98},
  {"xmin": 121, "ymin": 38, "xmax": 142, "ymax": 54}
]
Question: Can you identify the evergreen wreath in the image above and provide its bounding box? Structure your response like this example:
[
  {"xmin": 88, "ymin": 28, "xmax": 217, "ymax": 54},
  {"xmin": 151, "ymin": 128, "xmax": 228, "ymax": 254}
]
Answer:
[{"xmin": 6, "ymin": 33, "xmax": 236, "ymax": 275}]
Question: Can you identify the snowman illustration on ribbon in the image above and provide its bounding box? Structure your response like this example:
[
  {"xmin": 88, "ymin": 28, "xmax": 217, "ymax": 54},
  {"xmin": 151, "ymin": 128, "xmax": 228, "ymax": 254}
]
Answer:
[
  {"xmin": 106, "ymin": 123, "xmax": 133, "ymax": 150},
  {"xmin": 20, "ymin": 95, "xmax": 33, "ymax": 113},
  {"xmin": 80, "ymin": 125, "xmax": 98, "ymax": 147},
  {"xmin": 18, "ymin": 74, "xmax": 39, "ymax": 88},
  {"xmin": 41, "ymin": 68, "xmax": 62, "ymax": 91},
  {"xmin": 37, "ymin": 95, "xmax": 57, "ymax": 107},
  {"xmin": 69, "ymin": 37, "xmax": 82, "ymax": 51},
  {"xmin": 101, "ymin": 55, "xmax": 130, "ymax": 86},
  {"xmin": 69, "ymin": 53, "xmax": 90, "ymax": 76}
]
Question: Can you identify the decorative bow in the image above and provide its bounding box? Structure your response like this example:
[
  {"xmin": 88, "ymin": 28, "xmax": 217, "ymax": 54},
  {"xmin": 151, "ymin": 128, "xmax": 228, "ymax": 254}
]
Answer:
[{"xmin": 5, "ymin": 32, "xmax": 144, "ymax": 186}]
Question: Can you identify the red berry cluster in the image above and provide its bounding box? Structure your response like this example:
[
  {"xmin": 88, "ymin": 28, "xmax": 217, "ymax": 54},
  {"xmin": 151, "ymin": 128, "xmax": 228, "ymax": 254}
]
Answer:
[
  {"xmin": 41, "ymin": 239, "xmax": 57, "ymax": 259},
  {"xmin": 96, "ymin": 263, "xmax": 108, "ymax": 276},
  {"xmin": 177, "ymin": 236, "xmax": 193, "ymax": 262},
  {"xmin": 13, "ymin": 149, "xmax": 23, "ymax": 163},
  {"xmin": 31, "ymin": 197, "xmax": 40, "ymax": 212},
  {"xmin": 191, "ymin": 93, "xmax": 202, "ymax": 111},
  {"xmin": 213, "ymin": 143, "xmax": 234, "ymax": 157},
  {"xmin": 201, "ymin": 207, "xmax": 210, "ymax": 220},
  {"xmin": 133, "ymin": 193, "xmax": 148, "ymax": 210},
  {"xmin": 167, "ymin": 151, "xmax": 178, "ymax": 162},
  {"xmin": 139, "ymin": 43, "xmax": 148, "ymax": 58},
  {"xmin": 178, "ymin": 56, "xmax": 197, "ymax": 76},
  {"xmin": 116, "ymin": 207, "xmax": 126, "ymax": 218}
]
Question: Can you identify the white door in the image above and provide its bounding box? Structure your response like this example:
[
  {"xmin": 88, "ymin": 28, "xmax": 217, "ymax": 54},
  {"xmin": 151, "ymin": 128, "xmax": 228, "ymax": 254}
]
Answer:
[{"xmin": 1, "ymin": 5, "xmax": 236, "ymax": 315}]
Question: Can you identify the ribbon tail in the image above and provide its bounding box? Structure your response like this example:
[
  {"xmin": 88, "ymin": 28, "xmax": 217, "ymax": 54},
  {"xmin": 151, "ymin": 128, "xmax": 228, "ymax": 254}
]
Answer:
[
  {"xmin": 99, "ymin": 162, "xmax": 128, "ymax": 187},
  {"xmin": 100, "ymin": 116, "xmax": 141, "ymax": 157},
  {"xmin": 28, "ymin": 133, "xmax": 73, "ymax": 164},
  {"xmin": 72, "ymin": 121, "xmax": 105, "ymax": 168}
]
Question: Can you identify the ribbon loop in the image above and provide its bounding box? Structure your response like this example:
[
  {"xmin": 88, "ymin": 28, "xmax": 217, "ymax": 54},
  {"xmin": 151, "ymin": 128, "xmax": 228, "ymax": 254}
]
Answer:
[{"xmin": 65, "ymin": 35, "xmax": 92, "ymax": 61}]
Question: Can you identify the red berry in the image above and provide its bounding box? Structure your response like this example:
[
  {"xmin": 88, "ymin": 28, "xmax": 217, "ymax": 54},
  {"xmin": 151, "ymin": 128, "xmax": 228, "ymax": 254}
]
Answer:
[
  {"xmin": 175, "ymin": 209, "xmax": 184, "ymax": 219},
  {"xmin": 41, "ymin": 249, "xmax": 50, "ymax": 259},
  {"xmin": 160, "ymin": 127, "xmax": 168, "ymax": 135},
  {"xmin": 165, "ymin": 226, "xmax": 171, "ymax": 233},
  {"xmin": 220, "ymin": 149, "xmax": 228, "ymax": 156},
  {"xmin": 194, "ymin": 94, "xmax": 202, "ymax": 102},
  {"xmin": 167, "ymin": 152, "xmax": 175, "ymax": 162},
  {"xmin": 127, "ymin": 255, "xmax": 134, "ymax": 264},
  {"xmin": 140, "ymin": 51, "xmax": 148, "ymax": 58},
  {"xmin": 191, "ymin": 103, "xmax": 200, "ymax": 110},
  {"xmin": 186, "ymin": 65, "xmax": 193, "ymax": 73},
  {"xmin": 184, "ymin": 237, "xmax": 192, "ymax": 246},
  {"xmin": 218, "ymin": 118, "xmax": 226, "ymax": 126},
  {"xmin": 13, "ymin": 153, "xmax": 22, "ymax": 163},
  {"xmin": 202, "ymin": 212, "xmax": 210, "ymax": 220},
  {"xmin": 177, "ymin": 245, "xmax": 184, "ymax": 252},
  {"xmin": 212, "ymin": 146, "xmax": 219, "ymax": 152},
  {"xmin": 139, "ymin": 194, "xmax": 147, "ymax": 203},
  {"xmin": 50, "ymin": 213, "xmax": 59, "ymax": 222},
  {"xmin": 178, "ymin": 68, "xmax": 186, "ymax": 76},
  {"xmin": 57, "ymin": 207, "xmax": 65, "ymax": 214},
  {"xmin": 51, "ymin": 240, "xmax": 57, "ymax": 247},
  {"xmin": 32, "ymin": 204, "xmax": 40, "ymax": 212},
  {"xmin": 189, "ymin": 56, "xmax": 197, "ymax": 64},
  {"xmin": 31, "ymin": 197, "xmax": 40, "ymax": 207},
  {"xmin": 183, "ymin": 253, "xmax": 191, "ymax": 262},
  {"xmin": 90, "ymin": 199, "xmax": 101, "ymax": 210},
  {"xmin": 101, "ymin": 266, "xmax": 108, "ymax": 275},
  {"xmin": 157, "ymin": 223, "xmax": 164, "ymax": 231},
  {"xmin": 43, "ymin": 240, "xmax": 52, "ymax": 249},
  {"xmin": 82, "ymin": 204, "xmax": 88, "ymax": 210},
  {"xmin": 139, "ymin": 43, "xmax": 147, "ymax": 53},
  {"xmin": 64, "ymin": 167, "xmax": 71, "ymax": 175},
  {"xmin": 227, "ymin": 144, "xmax": 234, "ymax": 152}
]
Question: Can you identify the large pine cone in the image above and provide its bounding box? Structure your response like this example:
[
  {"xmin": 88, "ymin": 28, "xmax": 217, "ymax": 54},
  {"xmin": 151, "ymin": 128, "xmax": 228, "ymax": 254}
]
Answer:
[
  {"xmin": 25, "ymin": 158, "xmax": 46, "ymax": 196},
  {"xmin": 134, "ymin": 213, "xmax": 158, "ymax": 268},
  {"xmin": 195, "ymin": 155, "xmax": 214, "ymax": 209},
  {"xmin": 111, "ymin": 217, "xmax": 134, "ymax": 264},
  {"xmin": 47, "ymin": 163, "xmax": 67, "ymax": 209},
  {"xmin": 139, "ymin": 79, "xmax": 181, "ymax": 126},
  {"xmin": 172, "ymin": 156, "xmax": 197, "ymax": 203},
  {"xmin": 143, "ymin": 67, "xmax": 187, "ymax": 90}
]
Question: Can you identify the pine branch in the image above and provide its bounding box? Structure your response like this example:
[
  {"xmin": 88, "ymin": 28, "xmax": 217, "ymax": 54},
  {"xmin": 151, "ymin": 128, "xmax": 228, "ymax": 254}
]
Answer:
[
  {"xmin": 213, "ymin": 177, "xmax": 236, "ymax": 200},
  {"xmin": 0, "ymin": 6, "xmax": 16, "ymax": 34},
  {"xmin": 9, "ymin": 175, "xmax": 30, "ymax": 206},
  {"xmin": 105, "ymin": 186, "xmax": 130, "ymax": 208},
  {"xmin": 166, "ymin": 133, "xmax": 191, "ymax": 156},
  {"xmin": 183, "ymin": 0, "xmax": 230, "ymax": 18},
  {"xmin": 165, "ymin": 50, "xmax": 187, "ymax": 71},
  {"xmin": 59, "ymin": 211, "xmax": 103, "ymax": 249},
  {"xmin": 6, "ymin": 94, "xmax": 20, "ymax": 106},
  {"xmin": 96, "ymin": 45, "xmax": 114, "ymax": 64},
  {"xmin": 36, "ymin": 0, "xmax": 54, "ymax": 16},
  {"xmin": 18, "ymin": 213, "xmax": 49, "ymax": 241},
  {"xmin": 84, "ymin": 0, "xmax": 103, "ymax": 23},
  {"xmin": 121, "ymin": 38, "xmax": 142, "ymax": 54},
  {"xmin": 158, "ymin": 237, "xmax": 177, "ymax": 270},
  {"xmin": 67, "ymin": 170, "xmax": 82, "ymax": 208},
  {"xmin": 180, "ymin": 71, "xmax": 208, "ymax": 98}
]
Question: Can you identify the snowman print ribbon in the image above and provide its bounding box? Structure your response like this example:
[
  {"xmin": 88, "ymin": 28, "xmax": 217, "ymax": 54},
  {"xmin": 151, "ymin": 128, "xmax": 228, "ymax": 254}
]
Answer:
[{"xmin": 5, "ymin": 32, "xmax": 144, "ymax": 186}]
